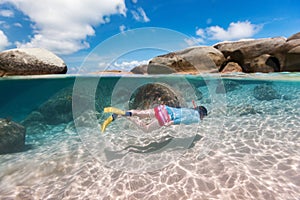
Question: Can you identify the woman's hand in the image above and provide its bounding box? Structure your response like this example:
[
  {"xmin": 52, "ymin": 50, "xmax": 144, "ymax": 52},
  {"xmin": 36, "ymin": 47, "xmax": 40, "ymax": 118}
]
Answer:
[{"xmin": 164, "ymin": 121, "xmax": 174, "ymax": 127}]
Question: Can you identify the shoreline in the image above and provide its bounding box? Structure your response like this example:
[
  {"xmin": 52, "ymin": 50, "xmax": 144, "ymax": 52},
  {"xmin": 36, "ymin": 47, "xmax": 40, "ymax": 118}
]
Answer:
[{"xmin": 1, "ymin": 71, "xmax": 300, "ymax": 81}]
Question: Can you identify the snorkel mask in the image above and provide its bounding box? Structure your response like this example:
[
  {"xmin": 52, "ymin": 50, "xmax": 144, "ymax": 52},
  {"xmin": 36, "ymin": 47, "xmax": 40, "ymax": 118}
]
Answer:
[{"xmin": 192, "ymin": 100, "xmax": 208, "ymax": 120}]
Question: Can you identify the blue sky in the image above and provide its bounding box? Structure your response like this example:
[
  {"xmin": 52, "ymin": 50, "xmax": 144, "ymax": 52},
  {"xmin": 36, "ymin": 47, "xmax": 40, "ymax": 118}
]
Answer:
[{"xmin": 0, "ymin": 0, "xmax": 300, "ymax": 73}]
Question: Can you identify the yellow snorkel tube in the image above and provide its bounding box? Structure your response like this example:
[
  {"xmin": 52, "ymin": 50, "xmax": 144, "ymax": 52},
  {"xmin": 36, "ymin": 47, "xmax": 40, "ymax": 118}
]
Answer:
[{"xmin": 103, "ymin": 107, "xmax": 126, "ymax": 115}]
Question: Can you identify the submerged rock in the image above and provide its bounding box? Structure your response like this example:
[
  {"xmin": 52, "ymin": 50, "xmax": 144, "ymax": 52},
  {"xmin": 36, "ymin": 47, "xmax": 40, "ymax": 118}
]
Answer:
[
  {"xmin": 0, "ymin": 118, "xmax": 26, "ymax": 154},
  {"xmin": 0, "ymin": 48, "xmax": 67, "ymax": 76},
  {"xmin": 216, "ymin": 80, "xmax": 241, "ymax": 94},
  {"xmin": 129, "ymin": 83, "xmax": 184, "ymax": 109},
  {"xmin": 22, "ymin": 78, "xmax": 120, "ymax": 132},
  {"xmin": 21, "ymin": 111, "xmax": 48, "ymax": 134},
  {"xmin": 253, "ymin": 84, "xmax": 280, "ymax": 101},
  {"xmin": 21, "ymin": 87, "xmax": 74, "ymax": 129},
  {"xmin": 38, "ymin": 88, "xmax": 73, "ymax": 125},
  {"xmin": 19, "ymin": 86, "xmax": 73, "ymax": 133}
]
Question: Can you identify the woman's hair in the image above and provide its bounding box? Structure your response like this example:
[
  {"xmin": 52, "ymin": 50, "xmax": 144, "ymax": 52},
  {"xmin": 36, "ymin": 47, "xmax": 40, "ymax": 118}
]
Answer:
[{"xmin": 195, "ymin": 106, "xmax": 208, "ymax": 119}]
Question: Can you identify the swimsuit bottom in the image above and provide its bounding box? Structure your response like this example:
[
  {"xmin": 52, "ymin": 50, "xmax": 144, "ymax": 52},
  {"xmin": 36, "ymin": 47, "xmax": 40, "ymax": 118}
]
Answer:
[{"xmin": 154, "ymin": 105, "xmax": 170, "ymax": 126}]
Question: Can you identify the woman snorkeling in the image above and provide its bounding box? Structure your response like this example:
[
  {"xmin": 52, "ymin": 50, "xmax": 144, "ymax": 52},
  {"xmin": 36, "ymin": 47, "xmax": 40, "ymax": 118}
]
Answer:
[{"xmin": 102, "ymin": 103, "xmax": 208, "ymax": 133}]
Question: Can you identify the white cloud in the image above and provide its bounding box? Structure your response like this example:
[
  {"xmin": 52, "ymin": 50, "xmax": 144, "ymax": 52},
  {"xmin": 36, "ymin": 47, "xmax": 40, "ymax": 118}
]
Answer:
[
  {"xmin": 0, "ymin": 0, "xmax": 127, "ymax": 55},
  {"xmin": 206, "ymin": 21, "xmax": 261, "ymax": 41},
  {"xmin": 119, "ymin": 24, "xmax": 126, "ymax": 33},
  {"xmin": 95, "ymin": 60, "xmax": 149, "ymax": 72},
  {"xmin": 0, "ymin": 30, "xmax": 10, "ymax": 51},
  {"xmin": 13, "ymin": 22, "xmax": 22, "ymax": 28},
  {"xmin": 131, "ymin": 7, "xmax": 150, "ymax": 22},
  {"xmin": 98, "ymin": 62, "xmax": 109, "ymax": 69},
  {"xmin": 184, "ymin": 28, "xmax": 206, "ymax": 46},
  {"xmin": 0, "ymin": 9, "xmax": 14, "ymax": 17},
  {"xmin": 194, "ymin": 21, "xmax": 262, "ymax": 43},
  {"xmin": 184, "ymin": 37, "xmax": 204, "ymax": 46},
  {"xmin": 0, "ymin": 21, "xmax": 10, "ymax": 29},
  {"xmin": 196, "ymin": 28, "xmax": 205, "ymax": 38},
  {"xmin": 112, "ymin": 60, "xmax": 149, "ymax": 71},
  {"xmin": 132, "ymin": 0, "xmax": 138, "ymax": 3}
]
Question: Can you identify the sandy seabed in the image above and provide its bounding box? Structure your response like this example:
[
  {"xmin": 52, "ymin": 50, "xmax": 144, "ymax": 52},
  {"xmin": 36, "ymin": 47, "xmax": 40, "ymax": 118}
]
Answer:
[{"xmin": 0, "ymin": 80, "xmax": 299, "ymax": 200}]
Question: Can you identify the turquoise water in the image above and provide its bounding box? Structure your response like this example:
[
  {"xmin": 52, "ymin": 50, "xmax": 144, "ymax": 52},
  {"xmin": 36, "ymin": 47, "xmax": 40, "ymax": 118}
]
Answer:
[{"xmin": 0, "ymin": 73, "xmax": 299, "ymax": 199}]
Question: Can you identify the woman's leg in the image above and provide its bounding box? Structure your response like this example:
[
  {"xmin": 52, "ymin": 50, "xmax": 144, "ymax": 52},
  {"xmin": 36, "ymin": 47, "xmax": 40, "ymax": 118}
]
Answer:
[
  {"xmin": 129, "ymin": 109, "xmax": 155, "ymax": 119},
  {"xmin": 127, "ymin": 117, "xmax": 161, "ymax": 133}
]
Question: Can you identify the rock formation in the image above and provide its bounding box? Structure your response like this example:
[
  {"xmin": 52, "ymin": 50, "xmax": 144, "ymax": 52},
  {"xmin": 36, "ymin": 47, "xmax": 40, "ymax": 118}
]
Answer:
[
  {"xmin": 21, "ymin": 87, "xmax": 73, "ymax": 127},
  {"xmin": 0, "ymin": 48, "xmax": 67, "ymax": 76},
  {"xmin": 129, "ymin": 83, "xmax": 184, "ymax": 109},
  {"xmin": 215, "ymin": 80, "xmax": 241, "ymax": 94},
  {"xmin": 130, "ymin": 64, "xmax": 148, "ymax": 74},
  {"xmin": 253, "ymin": 84, "xmax": 280, "ymax": 101},
  {"xmin": 215, "ymin": 37, "xmax": 286, "ymax": 72},
  {"xmin": 221, "ymin": 62, "xmax": 243, "ymax": 73},
  {"xmin": 284, "ymin": 45, "xmax": 300, "ymax": 71},
  {"xmin": 21, "ymin": 77, "xmax": 121, "ymax": 132},
  {"xmin": 147, "ymin": 46, "xmax": 225, "ymax": 74},
  {"xmin": 0, "ymin": 118, "xmax": 26, "ymax": 154},
  {"xmin": 131, "ymin": 32, "xmax": 300, "ymax": 74}
]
